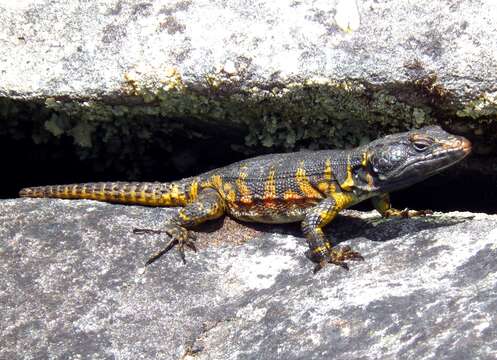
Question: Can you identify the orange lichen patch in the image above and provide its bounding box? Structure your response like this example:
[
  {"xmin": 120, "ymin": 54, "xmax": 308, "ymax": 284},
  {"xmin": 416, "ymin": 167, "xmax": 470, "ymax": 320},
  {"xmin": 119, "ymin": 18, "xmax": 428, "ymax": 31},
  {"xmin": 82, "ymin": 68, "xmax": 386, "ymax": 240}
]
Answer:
[{"xmin": 295, "ymin": 165, "xmax": 322, "ymax": 200}]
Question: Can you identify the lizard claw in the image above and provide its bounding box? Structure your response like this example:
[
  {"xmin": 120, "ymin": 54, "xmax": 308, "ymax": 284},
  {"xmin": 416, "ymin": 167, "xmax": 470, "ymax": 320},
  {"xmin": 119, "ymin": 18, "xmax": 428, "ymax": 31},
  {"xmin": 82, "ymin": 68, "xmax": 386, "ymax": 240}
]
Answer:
[
  {"xmin": 312, "ymin": 245, "xmax": 364, "ymax": 273},
  {"xmin": 133, "ymin": 228, "xmax": 165, "ymax": 235},
  {"xmin": 383, "ymin": 208, "xmax": 433, "ymax": 218},
  {"xmin": 406, "ymin": 209, "xmax": 433, "ymax": 217},
  {"xmin": 329, "ymin": 245, "xmax": 364, "ymax": 268},
  {"xmin": 134, "ymin": 224, "xmax": 197, "ymax": 265},
  {"xmin": 145, "ymin": 238, "xmax": 178, "ymax": 265}
]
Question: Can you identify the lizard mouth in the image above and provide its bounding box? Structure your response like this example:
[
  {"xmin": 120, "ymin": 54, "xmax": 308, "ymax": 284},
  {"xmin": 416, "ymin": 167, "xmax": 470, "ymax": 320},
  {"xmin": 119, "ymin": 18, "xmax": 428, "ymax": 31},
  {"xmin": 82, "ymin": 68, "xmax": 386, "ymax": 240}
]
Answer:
[{"xmin": 460, "ymin": 138, "xmax": 472, "ymax": 155}]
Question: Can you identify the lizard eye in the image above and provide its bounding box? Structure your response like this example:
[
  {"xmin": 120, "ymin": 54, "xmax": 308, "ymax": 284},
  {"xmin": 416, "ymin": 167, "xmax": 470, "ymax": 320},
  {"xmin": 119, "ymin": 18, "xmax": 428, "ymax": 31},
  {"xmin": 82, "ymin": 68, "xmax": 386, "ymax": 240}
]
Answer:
[{"xmin": 413, "ymin": 141, "xmax": 429, "ymax": 152}]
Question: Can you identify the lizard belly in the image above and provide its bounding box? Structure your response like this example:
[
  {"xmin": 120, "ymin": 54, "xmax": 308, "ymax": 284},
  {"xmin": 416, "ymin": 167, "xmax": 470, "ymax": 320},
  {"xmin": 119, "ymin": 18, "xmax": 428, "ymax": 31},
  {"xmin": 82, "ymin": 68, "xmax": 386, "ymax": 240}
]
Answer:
[{"xmin": 226, "ymin": 200, "xmax": 317, "ymax": 224}]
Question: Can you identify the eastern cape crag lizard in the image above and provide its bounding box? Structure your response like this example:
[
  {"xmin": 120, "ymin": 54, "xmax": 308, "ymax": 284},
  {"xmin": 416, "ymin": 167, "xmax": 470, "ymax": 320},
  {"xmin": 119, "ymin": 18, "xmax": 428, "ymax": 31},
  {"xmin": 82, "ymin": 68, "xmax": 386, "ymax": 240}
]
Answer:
[{"xmin": 19, "ymin": 126, "xmax": 471, "ymax": 272}]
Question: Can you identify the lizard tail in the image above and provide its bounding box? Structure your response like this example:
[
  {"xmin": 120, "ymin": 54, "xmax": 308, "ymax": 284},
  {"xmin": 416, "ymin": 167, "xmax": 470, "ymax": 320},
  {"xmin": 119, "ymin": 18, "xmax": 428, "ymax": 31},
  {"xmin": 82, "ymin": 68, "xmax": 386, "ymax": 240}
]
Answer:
[{"xmin": 19, "ymin": 180, "xmax": 200, "ymax": 207}]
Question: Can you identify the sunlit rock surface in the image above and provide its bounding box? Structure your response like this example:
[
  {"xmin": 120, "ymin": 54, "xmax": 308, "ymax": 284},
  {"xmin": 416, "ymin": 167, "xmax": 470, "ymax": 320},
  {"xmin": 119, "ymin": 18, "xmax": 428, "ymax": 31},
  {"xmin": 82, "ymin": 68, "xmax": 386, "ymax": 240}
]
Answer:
[{"xmin": 2, "ymin": 198, "xmax": 496, "ymax": 359}]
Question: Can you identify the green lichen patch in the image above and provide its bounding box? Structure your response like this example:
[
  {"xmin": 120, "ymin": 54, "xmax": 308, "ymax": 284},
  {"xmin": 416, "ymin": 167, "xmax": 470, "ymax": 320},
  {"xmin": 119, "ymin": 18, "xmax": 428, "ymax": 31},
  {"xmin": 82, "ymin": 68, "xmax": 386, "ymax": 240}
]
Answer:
[
  {"xmin": 121, "ymin": 70, "xmax": 439, "ymax": 152},
  {"xmin": 456, "ymin": 93, "xmax": 497, "ymax": 121},
  {"xmin": 2, "ymin": 69, "xmax": 495, "ymax": 178}
]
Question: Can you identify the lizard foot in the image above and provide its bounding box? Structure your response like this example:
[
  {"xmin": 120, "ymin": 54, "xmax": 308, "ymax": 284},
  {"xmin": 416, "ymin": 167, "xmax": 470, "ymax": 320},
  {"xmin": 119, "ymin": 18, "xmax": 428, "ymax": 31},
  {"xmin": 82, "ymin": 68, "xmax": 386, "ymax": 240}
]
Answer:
[
  {"xmin": 133, "ymin": 224, "xmax": 197, "ymax": 265},
  {"xmin": 383, "ymin": 208, "xmax": 433, "ymax": 218},
  {"xmin": 313, "ymin": 245, "xmax": 364, "ymax": 274}
]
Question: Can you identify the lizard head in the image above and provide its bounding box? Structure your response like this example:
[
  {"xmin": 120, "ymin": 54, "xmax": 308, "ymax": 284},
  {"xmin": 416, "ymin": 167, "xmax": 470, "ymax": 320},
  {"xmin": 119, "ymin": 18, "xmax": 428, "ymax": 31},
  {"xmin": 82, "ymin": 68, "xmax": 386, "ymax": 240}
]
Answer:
[{"xmin": 363, "ymin": 126, "xmax": 471, "ymax": 191}]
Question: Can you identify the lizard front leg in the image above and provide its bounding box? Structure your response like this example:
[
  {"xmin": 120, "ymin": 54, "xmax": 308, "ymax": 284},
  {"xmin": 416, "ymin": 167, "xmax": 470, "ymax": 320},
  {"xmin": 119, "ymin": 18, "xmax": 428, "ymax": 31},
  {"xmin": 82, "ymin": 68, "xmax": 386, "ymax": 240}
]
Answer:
[
  {"xmin": 302, "ymin": 195, "xmax": 364, "ymax": 273},
  {"xmin": 134, "ymin": 188, "xmax": 226, "ymax": 265},
  {"xmin": 372, "ymin": 193, "xmax": 433, "ymax": 218}
]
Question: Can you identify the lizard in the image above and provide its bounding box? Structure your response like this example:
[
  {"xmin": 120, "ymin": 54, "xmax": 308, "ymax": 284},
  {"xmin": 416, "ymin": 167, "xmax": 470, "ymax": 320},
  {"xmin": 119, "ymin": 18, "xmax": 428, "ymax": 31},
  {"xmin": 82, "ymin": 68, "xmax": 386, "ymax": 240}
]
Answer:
[{"xmin": 19, "ymin": 125, "xmax": 471, "ymax": 272}]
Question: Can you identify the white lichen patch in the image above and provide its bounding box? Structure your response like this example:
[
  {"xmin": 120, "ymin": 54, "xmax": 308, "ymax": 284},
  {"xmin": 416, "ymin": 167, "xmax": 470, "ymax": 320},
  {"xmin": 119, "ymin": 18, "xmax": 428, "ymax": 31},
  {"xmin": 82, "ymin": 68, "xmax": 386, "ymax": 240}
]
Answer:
[
  {"xmin": 229, "ymin": 253, "xmax": 295, "ymax": 290},
  {"xmin": 236, "ymin": 303, "xmax": 268, "ymax": 322},
  {"xmin": 224, "ymin": 239, "xmax": 299, "ymax": 291},
  {"xmin": 334, "ymin": 0, "xmax": 361, "ymax": 32}
]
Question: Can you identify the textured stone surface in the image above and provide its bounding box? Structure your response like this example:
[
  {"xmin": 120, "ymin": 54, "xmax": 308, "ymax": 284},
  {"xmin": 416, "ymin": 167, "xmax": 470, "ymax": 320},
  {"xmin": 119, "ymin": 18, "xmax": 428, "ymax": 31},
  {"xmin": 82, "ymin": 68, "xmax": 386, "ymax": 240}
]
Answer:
[
  {"xmin": 1, "ymin": 0, "xmax": 497, "ymax": 189},
  {"xmin": 2, "ymin": 198, "xmax": 496, "ymax": 359},
  {"xmin": 0, "ymin": 0, "xmax": 496, "ymax": 101}
]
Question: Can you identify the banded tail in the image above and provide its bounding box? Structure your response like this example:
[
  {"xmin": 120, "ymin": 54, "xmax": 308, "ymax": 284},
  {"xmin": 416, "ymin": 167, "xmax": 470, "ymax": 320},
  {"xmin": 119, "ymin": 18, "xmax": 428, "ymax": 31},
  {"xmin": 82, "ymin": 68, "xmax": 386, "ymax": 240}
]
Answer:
[{"xmin": 19, "ymin": 180, "xmax": 200, "ymax": 207}]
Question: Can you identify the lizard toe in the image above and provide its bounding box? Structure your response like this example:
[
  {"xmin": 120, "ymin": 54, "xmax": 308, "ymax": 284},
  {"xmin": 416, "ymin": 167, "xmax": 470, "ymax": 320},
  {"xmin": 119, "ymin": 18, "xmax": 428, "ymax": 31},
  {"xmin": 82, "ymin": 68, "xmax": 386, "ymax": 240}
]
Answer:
[{"xmin": 135, "ymin": 223, "xmax": 197, "ymax": 266}]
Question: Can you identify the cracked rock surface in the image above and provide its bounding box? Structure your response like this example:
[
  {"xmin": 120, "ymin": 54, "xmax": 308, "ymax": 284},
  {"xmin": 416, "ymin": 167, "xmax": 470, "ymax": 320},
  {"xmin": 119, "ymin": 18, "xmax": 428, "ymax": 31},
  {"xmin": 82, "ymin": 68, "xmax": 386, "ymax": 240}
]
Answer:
[
  {"xmin": 1, "ymin": 0, "xmax": 496, "ymax": 101},
  {"xmin": 1, "ymin": 199, "xmax": 496, "ymax": 359}
]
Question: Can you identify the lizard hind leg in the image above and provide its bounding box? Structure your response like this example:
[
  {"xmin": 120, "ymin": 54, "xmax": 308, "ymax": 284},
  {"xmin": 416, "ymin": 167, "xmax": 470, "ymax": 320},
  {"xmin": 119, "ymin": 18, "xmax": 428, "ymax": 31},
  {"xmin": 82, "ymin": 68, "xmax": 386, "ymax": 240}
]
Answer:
[{"xmin": 134, "ymin": 188, "xmax": 226, "ymax": 265}]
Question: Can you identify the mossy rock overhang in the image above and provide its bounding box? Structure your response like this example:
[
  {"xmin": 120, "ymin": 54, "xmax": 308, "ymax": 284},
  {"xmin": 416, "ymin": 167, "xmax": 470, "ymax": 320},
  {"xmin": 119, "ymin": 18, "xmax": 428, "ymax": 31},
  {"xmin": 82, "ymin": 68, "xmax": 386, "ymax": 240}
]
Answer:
[{"xmin": 1, "ymin": 0, "xmax": 496, "ymax": 183}]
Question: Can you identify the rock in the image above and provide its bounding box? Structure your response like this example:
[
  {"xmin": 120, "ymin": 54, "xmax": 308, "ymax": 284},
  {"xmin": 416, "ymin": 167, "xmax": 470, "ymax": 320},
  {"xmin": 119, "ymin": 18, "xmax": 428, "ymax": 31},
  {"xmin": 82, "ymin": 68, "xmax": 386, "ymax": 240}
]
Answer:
[
  {"xmin": 2, "ymin": 198, "xmax": 496, "ymax": 359},
  {"xmin": 0, "ymin": 0, "xmax": 496, "ymax": 158},
  {"xmin": 0, "ymin": 0, "xmax": 495, "ymax": 102}
]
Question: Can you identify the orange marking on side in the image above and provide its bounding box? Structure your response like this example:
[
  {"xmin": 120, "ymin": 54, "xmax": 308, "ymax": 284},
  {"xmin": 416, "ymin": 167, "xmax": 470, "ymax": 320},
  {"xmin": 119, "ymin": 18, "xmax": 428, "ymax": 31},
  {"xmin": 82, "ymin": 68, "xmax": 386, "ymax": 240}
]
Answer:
[
  {"xmin": 98, "ymin": 184, "xmax": 106, "ymax": 200},
  {"xmin": 178, "ymin": 209, "xmax": 190, "ymax": 221},
  {"xmin": 330, "ymin": 192, "xmax": 356, "ymax": 210},
  {"xmin": 119, "ymin": 189, "xmax": 127, "ymax": 202},
  {"xmin": 210, "ymin": 175, "xmax": 224, "ymax": 190},
  {"xmin": 340, "ymin": 158, "xmax": 355, "ymax": 191},
  {"xmin": 130, "ymin": 189, "xmax": 137, "ymax": 202},
  {"xmin": 361, "ymin": 151, "xmax": 369, "ymax": 167},
  {"xmin": 283, "ymin": 190, "xmax": 301, "ymax": 201},
  {"xmin": 319, "ymin": 209, "xmax": 336, "ymax": 224},
  {"xmin": 295, "ymin": 164, "xmax": 322, "ymax": 200},
  {"xmin": 263, "ymin": 168, "xmax": 277, "ymax": 208},
  {"xmin": 324, "ymin": 159, "xmax": 333, "ymax": 181},
  {"xmin": 366, "ymin": 172, "xmax": 374, "ymax": 189},
  {"xmin": 223, "ymin": 182, "xmax": 237, "ymax": 203},
  {"xmin": 161, "ymin": 193, "xmax": 172, "ymax": 205},
  {"xmin": 236, "ymin": 170, "xmax": 252, "ymax": 205},
  {"xmin": 139, "ymin": 184, "xmax": 147, "ymax": 203},
  {"xmin": 317, "ymin": 182, "xmax": 329, "ymax": 194},
  {"xmin": 189, "ymin": 180, "xmax": 199, "ymax": 201}
]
